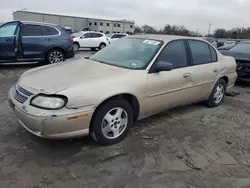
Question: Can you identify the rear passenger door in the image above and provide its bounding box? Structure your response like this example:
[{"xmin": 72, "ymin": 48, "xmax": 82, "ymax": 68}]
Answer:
[
  {"xmin": 21, "ymin": 24, "xmax": 46, "ymax": 59},
  {"xmin": 187, "ymin": 40, "xmax": 220, "ymax": 99}
]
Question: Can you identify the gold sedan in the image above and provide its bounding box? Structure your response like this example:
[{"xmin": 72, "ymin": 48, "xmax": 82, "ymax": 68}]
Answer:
[{"xmin": 9, "ymin": 35, "xmax": 237, "ymax": 145}]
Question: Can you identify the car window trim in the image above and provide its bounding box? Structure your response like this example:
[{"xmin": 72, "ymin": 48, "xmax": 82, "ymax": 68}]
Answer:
[
  {"xmin": 187, "ymin": 39, "xmax": 217, "ymax": 66},
  {"xmin": 148, "ymin": 39, "xmax": 190, "ymax": 74},
  {"xmin": 22, "ymin": 23, "xmax": 61, "ymax": 38}
]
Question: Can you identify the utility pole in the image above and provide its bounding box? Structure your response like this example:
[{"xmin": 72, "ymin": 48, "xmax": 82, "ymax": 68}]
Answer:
[{"xmin": 208, "ymin": 23, "xmax": 212, "ymax": 36}]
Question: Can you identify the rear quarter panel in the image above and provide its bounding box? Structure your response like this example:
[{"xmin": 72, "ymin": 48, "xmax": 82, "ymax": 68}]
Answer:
[{"xmin": 217, "ymin": 53, "xmax": 237, "ymax": 88}]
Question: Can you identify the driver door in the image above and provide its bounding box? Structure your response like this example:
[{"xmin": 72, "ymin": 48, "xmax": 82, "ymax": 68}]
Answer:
[
  {"xmin": 0, "ymin": 21, "xmax": 22, "ymax": 62},
  {"xmin": 78, "ymin": 33, "xmax": 92, "ymax": 48},
  {"xmin": 146, "ymin": 40, "xmax": 196, "ymax": 114}
]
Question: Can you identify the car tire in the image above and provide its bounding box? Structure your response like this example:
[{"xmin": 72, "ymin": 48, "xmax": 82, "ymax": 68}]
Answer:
[
  {"xmin": 90, "ymin": 99, "xmax": 133, "ymax": 145},
  {"xmin": 99, "ymin": 43, "xmax": 106, "ymax": 50},
  {"xmin": 46, "ymin": 49, "xmax": 65, "ymax": 64},
  {"xmin": 205, "ymin": 79, "xmax": 226, "ymax": 108},
  {"xmin": 73, "ymin": 42, "xmax": 80, "ymax": 52},
  {"xmin": 91, "ymin": 48, "xmax": 96, "ymax": 51}
]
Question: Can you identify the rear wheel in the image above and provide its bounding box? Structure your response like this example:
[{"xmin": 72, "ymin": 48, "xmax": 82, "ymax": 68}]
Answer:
[
  {"xmin": 46, "ymin": 49, "xmax": 65, "ymax": 64},
  {"xmin": 90, "ymin": 99, "xmax": 133, "ymax": 145},
  {"xmin": 99, "ymin": 43, "xmax": 106, "ymax": 50},
  {"xmin": 73, "ymin": 42, "xmax": 80, "ymax": 52},
  {"xmin": 205, "ymin": 79, "xmax": 226, "ymax": 107}
]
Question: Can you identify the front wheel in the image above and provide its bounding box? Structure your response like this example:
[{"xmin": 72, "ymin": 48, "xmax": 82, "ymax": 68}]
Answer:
[
  {"xmin": 205, "ymin": 79, "xmax": 226, "ymax": 107},
  {"xmin": 99, "ymin": 43, "xmax": 106, "ymax": 50},
  {"xmin": 90, "ymin": 100, "xmax": 133, "ymax": 145},
  {"xmin": 46, "ymin": 49, "xmax": 65, "ymax": 64}
]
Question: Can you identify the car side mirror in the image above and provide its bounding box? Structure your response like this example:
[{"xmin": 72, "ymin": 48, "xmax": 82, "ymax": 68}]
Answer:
[
  {"xmin": 80, "ymin": 36, "xmax": 85, "ymax": 39},
  {"xmin": 154, "ymin": 61, "xmax": 173, "ymax": 72}
]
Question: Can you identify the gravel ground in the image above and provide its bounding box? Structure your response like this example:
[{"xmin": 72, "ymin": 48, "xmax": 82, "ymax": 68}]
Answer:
[{"xmin": 1, "ymin": 51, "xmax": 250, "ymax": 188}]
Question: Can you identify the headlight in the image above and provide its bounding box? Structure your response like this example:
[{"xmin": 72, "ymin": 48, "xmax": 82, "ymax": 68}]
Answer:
[{"xmin": 30, "ymin": 95, "xmax": 67, "ymax": 109}]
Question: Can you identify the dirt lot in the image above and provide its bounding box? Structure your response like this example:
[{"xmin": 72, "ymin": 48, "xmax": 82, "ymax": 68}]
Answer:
[{"xmin": 1, "ymin": 51, "xmax": 250, "ymax": 188}]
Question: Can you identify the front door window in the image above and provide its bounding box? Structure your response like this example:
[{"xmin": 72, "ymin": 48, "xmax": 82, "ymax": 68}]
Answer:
[{"xmin": 0, "ymin": 22, "xmax": 18, "ymax": 37}]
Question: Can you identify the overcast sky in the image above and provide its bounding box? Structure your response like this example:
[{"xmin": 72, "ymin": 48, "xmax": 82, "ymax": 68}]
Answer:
[{"xmin": 0, "ymin": 0, "xmax": 249, "ymax": 34}]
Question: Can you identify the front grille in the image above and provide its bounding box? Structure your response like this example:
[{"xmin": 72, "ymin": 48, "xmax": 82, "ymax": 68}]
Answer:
[{"xmin": 13, "ymin": 85, "xmax": 33, "ymax": 103}]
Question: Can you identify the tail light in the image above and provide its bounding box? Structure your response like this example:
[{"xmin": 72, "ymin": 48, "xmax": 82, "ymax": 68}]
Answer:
[{"xmin": 66, "ymin": 36, "xmax": 73, "ymax": 43}]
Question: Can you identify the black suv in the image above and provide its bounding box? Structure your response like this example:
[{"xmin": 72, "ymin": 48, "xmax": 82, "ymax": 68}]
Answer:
[{"xmin": 0, "ymin": 21, "xmax": 75, "ymax": 64}]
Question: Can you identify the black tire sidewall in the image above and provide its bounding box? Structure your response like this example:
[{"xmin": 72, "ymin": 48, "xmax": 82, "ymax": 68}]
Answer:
[
  {"xmin": 206, "ymin": 79, "xmax": 226, "ymax": 107},
  {"xmin": 90, "ymin": 100, "xmax": 133, "ymax": 145},
  {"xmin": 47, "ymin": 49, "xmax": 65, "ymax": 64}
]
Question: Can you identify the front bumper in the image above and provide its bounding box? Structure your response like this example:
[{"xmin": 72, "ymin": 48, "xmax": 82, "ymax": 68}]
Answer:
[
  {"xmin": 9, "ymin": 87, "xmax": 95, "ymax": 139},
  {"xmin": 236, "ymin": 61, "xmax": 250, "ymax": 82}
]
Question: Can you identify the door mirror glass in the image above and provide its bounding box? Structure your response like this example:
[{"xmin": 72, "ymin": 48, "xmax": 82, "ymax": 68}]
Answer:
[{"xmin": 155, "ymin": 61, "xmax": 173, "ymax": 72}]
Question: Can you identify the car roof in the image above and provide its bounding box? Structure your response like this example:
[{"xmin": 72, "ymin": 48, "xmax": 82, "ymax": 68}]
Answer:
[
  {"xmin": 20, "ymin": 21, "xmax": 58, "ymax": 26},
  {"xmin": 127, "ymin": 34, "xmax": 207, "ymax": 43}
]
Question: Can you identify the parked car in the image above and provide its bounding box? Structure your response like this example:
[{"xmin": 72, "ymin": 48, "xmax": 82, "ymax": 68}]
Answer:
[
  {"xmin": 221, "ymin": 41, "xmax": 250, "ymax": 82},
  {"xmin": 217, "ymin": 41, "xmax": 224, "ymax": 48},
  {"xmin": 64, "ymin": 26, "xmax": 72, "ymax": 34},
  {"xmin": 106, "ymin": 33, "xmax": 128, "ymax": 43},
  {"xmin": 0, "ymin": 21, "xmax": 75, "ymax": 64},
  {"xmin": 9, "ymin": 35, "xmax": 237, "ymax": 145},
  {"xmin": 217, "ymin": 40, "xmax": 238, "ymax": 51},
  {"xmin": 204, "ymin": 37, "xmax": 217, "ymax": 47},
  {"xmin": 72, "ymin": 31, "xmax": 110, "ymax": 52}
]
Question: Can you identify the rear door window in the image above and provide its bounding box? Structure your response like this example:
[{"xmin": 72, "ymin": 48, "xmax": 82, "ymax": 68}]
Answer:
[
  {"xmin": 43, "ymin": 26, "xmax": 59, "ymax": 36},
  {"xmin": 188, "ymin": 40, "xmax": 211, "ymax": 65},
  {"xmin": 209, "ymin": 45, "xmax": 217, "ymax": 62},
  {"xmin": 22, "ymin": 24, "xmax": 44, "ymax": 36},
  {"xmin": 156, "ymin": 40, "xmax": 188, "ymax": 69},
  {"xmin": 83, "ymin": 33, "xmax": 92, "ymax": 38},
  {"xmin": 91, "ymin": 33, "xmax": 103, "ymax": 38}
]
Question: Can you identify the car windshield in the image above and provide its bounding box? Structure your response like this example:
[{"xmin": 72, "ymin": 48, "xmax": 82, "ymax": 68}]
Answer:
[
  {"xmin": 229, "ymin": 42, "xmax": 250, "ymax": 53},
  {"xmin": 89, "ymin": 38, "xmax": 163, "ymax": 69},
  {"xmin": 71, "ymin": 32, "xmax": 83, "ymax": 38}
]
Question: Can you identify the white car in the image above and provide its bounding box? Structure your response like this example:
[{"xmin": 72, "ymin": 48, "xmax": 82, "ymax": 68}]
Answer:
[
  {"xmin": 106, "ymin": 33, "xmax": 128, "ymax": 43},
  {"xmin": 72, "ymin": 31, "xmax": 110, "ymax": 51}
]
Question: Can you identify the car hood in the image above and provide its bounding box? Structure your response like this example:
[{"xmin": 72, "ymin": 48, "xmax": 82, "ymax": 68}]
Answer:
[
  {"xmin": 220, "ymin": 51, "xmax": 250, "ymax": 61},
  {"xmin": 19, "ymin": 59, "xmax": 131, "ymax": 94}
]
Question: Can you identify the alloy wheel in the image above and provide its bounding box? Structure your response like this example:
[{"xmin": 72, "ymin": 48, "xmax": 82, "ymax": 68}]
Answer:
[
  {"xmin": 49, "ymin": 51, "xmax": 64, "ymax": 64},
  {"xmin": 213, "ymin": 84, "xmax": 224, "ymax": 104},
  {"xmin": 101, "ymin": 107, "xmax": 128, "ymax": 139}
]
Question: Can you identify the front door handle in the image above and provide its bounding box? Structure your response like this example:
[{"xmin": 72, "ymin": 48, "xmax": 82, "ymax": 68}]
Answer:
[
  {"xmin": 214, "ymin": 68, "xmax": 219, "ymax": 73},
  {"xmin": 183, "ymin": 73, "xmax": 191, "ymax": 78}
]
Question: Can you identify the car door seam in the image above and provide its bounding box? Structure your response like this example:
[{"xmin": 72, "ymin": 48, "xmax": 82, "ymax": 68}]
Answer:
[{"xmin": 147, "ymin": 80, "xmax": 214, "ymax": 98}]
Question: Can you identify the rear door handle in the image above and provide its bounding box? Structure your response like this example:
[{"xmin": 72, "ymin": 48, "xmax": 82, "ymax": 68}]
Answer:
[
  {"xmin": 214, "ymin": 68, "xmax": 219, "ymax": 73},
  {"xmin": 183, "ymin": 73, "xmax": 191, "ymax": 78}
]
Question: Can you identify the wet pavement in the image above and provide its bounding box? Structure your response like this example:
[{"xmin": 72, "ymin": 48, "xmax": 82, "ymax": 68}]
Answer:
[{"xmin": 1, "ymin": 51, "xmax": 250, "ymax": 188}]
